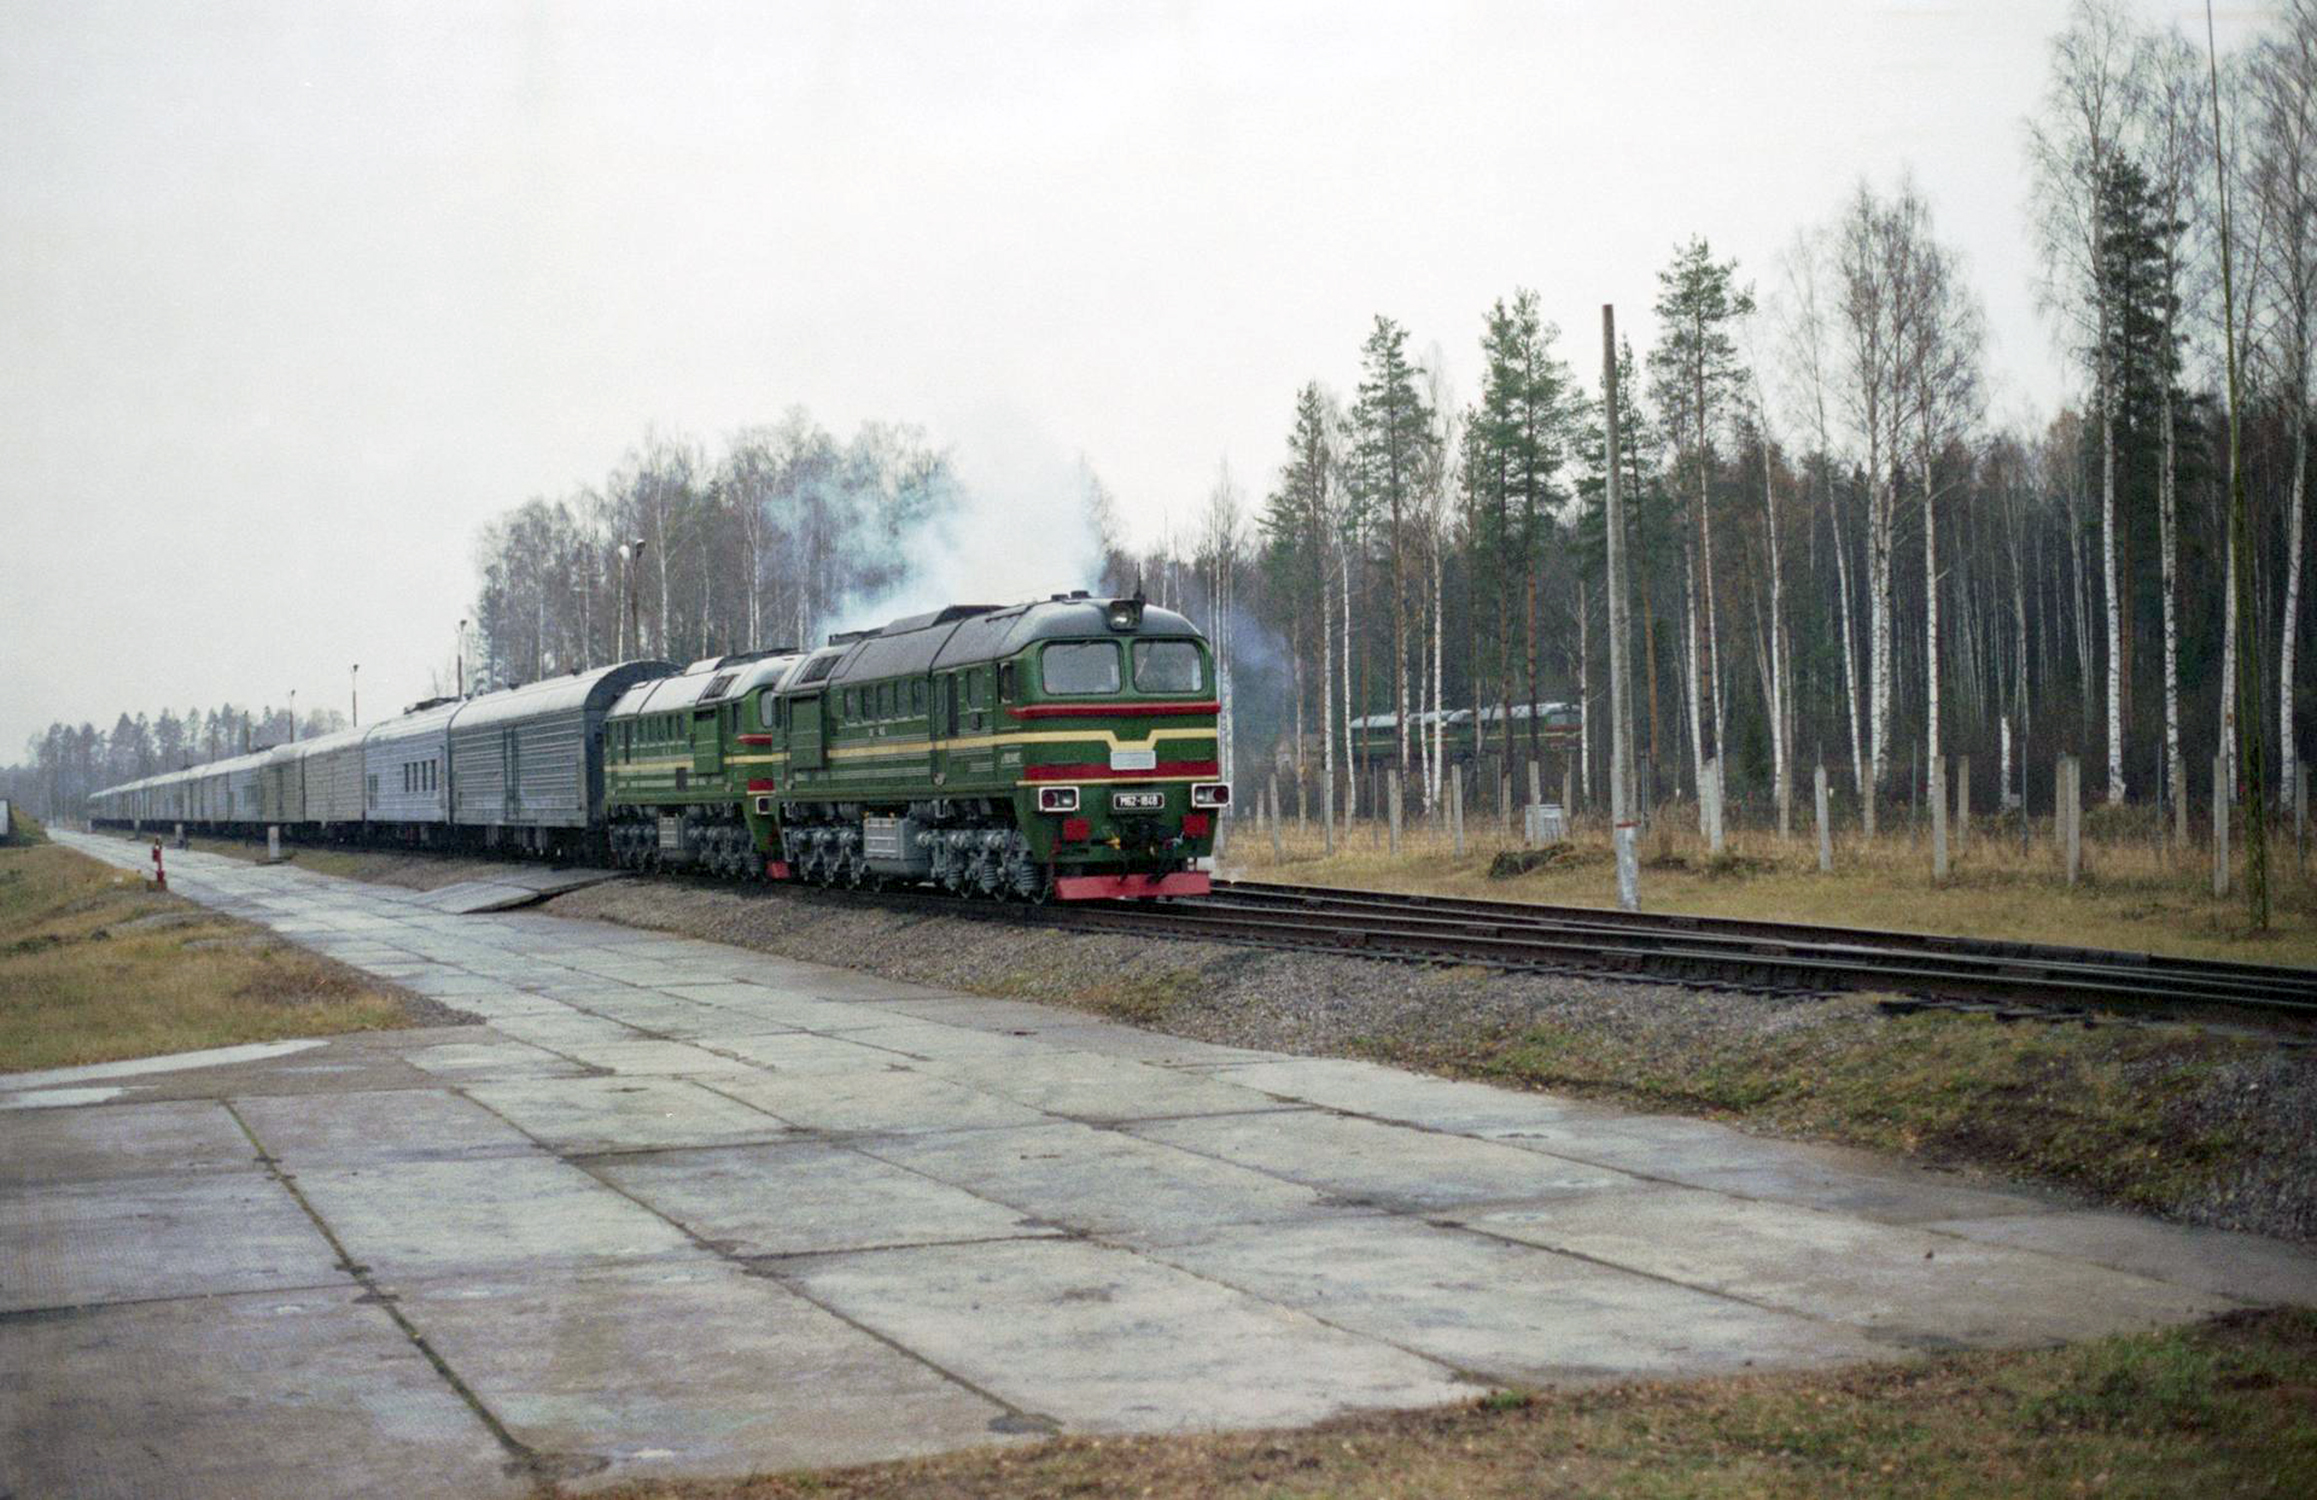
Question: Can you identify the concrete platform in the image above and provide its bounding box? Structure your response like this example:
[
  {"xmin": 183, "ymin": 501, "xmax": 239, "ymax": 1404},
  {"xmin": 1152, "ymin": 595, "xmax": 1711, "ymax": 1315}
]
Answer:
[{"xmin": 7, "ymin": 829, "xmax": 2315, "ymax": 1498}]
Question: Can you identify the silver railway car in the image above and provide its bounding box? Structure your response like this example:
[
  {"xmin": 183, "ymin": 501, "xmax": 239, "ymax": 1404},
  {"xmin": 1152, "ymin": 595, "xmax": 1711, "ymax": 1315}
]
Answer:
[
  {"xmin": 450, "ymin": 660, "xmax": 673, "ymax": 851},
  {"xmin": 299, "ymin": 728, "xmax": 368, "ymax": 829},
  {"xmin": 363, "ymin": 698, "xmax": 460, "ymax": 832},
  {"xmin": 258, "ymin": 743, "xmax": 306, "ymax": 825}
]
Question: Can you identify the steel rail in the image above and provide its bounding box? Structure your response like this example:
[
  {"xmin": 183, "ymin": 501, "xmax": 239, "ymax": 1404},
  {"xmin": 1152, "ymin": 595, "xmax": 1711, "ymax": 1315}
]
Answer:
[{"xmin": 1188, "ymin": 880, "xmax": 2317, "ymax": 1012}]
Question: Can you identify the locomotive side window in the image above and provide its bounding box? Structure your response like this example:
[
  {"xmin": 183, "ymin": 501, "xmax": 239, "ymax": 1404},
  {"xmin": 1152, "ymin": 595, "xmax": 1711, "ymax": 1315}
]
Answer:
[
  {"xmin": 1133, "ymin": 640, "xmax": 1204, "ymax": 693},
  {"xmin": 911, "ymin": 680, "xmax": 925, "ymax": 715},
  {"xmin": 878, "ymin": 683, "xmax": 894, "ymax": 719},
  {"xmin": 1042, "ymin": 641, "xmax": 1120, "ymax": 695},
  {"xmin": 998, "ymin": 662, "xmax": 1016, "ymax": 702}
]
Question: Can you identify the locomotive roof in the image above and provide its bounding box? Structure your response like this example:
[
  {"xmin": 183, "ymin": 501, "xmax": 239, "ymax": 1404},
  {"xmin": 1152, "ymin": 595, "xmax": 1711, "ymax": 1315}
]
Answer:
[{"xmin": 806, "ymin": 596, "xmax": 1204, "ymax": 686}]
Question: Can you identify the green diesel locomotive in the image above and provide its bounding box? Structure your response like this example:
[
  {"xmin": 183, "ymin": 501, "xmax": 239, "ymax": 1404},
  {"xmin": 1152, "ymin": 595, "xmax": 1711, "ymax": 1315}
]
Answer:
[{"xmin": 602, "ymin": 592, "xmax": 1225, "ymax": 900}]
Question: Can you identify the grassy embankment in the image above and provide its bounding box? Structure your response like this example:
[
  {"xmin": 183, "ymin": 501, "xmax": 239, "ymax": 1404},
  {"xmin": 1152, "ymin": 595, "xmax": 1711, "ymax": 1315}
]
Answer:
[
  {"xmin": 0, "ymin": 830, "xmax": 423, "ymax": 1072},
  {"xmin": 592, "ymin": 1309, "xmax": 2317, "ymax": 1500},
  {"xmin": 1225, "ymin": 804, "xmax": 2317, "ymax": 966}
]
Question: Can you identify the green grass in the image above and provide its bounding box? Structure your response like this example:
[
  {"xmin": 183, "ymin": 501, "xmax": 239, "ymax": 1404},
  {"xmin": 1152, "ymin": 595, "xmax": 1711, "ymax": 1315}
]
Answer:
[
  {"xmin": 584, "ymin": 1309, "xmax": 2317, "ymax": 1499},
  {"xmin": 0, "ymin": 840, "xmax": 422, "ymax": 1072}
]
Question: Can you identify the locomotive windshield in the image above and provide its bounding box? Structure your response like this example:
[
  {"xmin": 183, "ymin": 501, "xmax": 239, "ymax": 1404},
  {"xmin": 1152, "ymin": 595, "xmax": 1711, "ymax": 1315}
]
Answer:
[
  {"xmin": 1132, "ymin": 639, "xmax": 1203, "ymax": 693},
  {"xmin": 1041, "ymin": 641, "xmax": 1121, "ymax": 694}
]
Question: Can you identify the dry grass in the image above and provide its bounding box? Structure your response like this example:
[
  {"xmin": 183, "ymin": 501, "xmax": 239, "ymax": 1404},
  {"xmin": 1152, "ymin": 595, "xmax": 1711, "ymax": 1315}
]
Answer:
[
  {"xmin": 1220, "ymin": 802, "xmax": 2317, "ymax": 968},
  {"xmin": 587, "ymin": 1308, "xmax": 2317, "ymax": 1500},
  {"xmin": 0, "ymin": 840, "xmax": 423, "ymax": 1072}
]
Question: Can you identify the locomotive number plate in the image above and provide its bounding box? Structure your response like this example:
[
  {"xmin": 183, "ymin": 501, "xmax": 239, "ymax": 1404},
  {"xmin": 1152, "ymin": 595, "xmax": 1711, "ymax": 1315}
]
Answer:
[
  {"xmin": 1111, "ymin": 790, "xmax": 1165, "ymax": 812},
  {"xmin": 1108, "ymin": 747, "xmax": 1157, "ymax": 771}
]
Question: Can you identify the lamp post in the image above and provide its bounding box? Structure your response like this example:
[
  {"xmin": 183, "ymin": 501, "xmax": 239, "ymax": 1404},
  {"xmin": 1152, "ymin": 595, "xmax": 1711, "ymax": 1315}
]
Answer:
[
  {"xmin": 616, "ymin": 538, "xmax": 646, "ymax": 659},
  {"xmin": 287, "ymin": 689, "xmax": 297, "ymax": 743},
  {"xmin": 457, "ymin": 619, "xmax": 468, "ymax": 698},
  {"xmin": 351, "ymin": 664, "xmax": 360, "ymax": 727}
]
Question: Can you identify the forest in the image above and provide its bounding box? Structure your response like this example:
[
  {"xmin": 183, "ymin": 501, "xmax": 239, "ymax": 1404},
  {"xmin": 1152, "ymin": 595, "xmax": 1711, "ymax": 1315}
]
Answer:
[{"xmin": 14, "ymin": 1, "xmax": 2317, "ymax": 863}]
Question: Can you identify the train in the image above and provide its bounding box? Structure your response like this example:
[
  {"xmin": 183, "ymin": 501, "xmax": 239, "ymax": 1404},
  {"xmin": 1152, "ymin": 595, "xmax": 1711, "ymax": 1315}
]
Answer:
[
  {"xmin": 1346, "ymin": 701, "xmax": 1582, "ymax": 770},
  {"xmin": 86, "ymin": 591, "xmax": 1227, "ymax": 901}
]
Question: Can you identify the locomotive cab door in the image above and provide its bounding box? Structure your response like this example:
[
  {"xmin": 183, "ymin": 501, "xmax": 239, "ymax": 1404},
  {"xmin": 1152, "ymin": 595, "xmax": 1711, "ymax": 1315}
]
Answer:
[
  {"xmin": 691, "ymin": 707, "xmax": 721, "ymax": 780},
  {"xmin": 791, "ymin": 694, "xmax": 825, "ymax": 771},
  {"xmin": 929, "ymin": 673, "xmax": 957, "ymax": 784}
]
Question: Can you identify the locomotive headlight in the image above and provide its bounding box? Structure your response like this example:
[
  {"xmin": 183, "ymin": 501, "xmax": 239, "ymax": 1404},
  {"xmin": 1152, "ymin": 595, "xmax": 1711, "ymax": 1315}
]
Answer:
[
  {"xmin": 1190, "ymin": 782, "xmax": 1230, "ymax": 809},
  {"xmin": 1037, "ymin": 786, "xmax": 1081, "ymax": 813},
  {"xmin": 1105, "ymin": 598, "xmax": 1144, "ymax": 631}
]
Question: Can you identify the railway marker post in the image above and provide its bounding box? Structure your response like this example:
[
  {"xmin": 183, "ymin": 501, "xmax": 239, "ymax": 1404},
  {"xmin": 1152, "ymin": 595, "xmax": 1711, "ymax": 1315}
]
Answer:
[
  {"xmin": 1451, "ymin": 773, "xmax": 1466, "ymax": 858},
  {"xmin": 1388, "ymin": 770, "xmax": 1402, "ymax": 856},
  {"xmin": 1267, "ymin": 783, "xmax": 1283, "ymax": 861},
  {"xmin": 2214, "ymin": 751, "xmax": 2231, "ymax": 899},
  {"xmin": 1955, "ymin": 755, "xmax": 1970, "ymax": 856},
  {"xmin": 1528, "ymin": 760, "xmax": 1543, "ymax": 816},
  {"xmin": 1704, "ymin": 758, "xmax": 1725, "ymax": 855},
  {"xmin": 2059, "ymin": 755, "xmax": 2081, "ymax": 886},
  {"xmin": 1814, "ymin": 764, "xmax": 1832, "ymax": 874},
  {"xmin": 1930, "ymin": 758, "xmax": 1949, "ymax": 881}
]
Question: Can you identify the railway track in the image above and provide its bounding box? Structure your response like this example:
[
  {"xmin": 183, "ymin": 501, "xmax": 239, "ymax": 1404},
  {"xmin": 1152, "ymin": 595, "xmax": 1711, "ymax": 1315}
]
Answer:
[{"xmin": 1015, "ymin": 878, "xmax": 2317, "ymax": 1030}]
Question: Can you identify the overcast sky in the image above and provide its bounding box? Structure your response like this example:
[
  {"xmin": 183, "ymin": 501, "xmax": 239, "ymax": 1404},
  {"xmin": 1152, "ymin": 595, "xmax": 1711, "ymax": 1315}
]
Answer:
[{"xmin": 0, "ymin": 1, "xmax": 2268, "ymax": 758}]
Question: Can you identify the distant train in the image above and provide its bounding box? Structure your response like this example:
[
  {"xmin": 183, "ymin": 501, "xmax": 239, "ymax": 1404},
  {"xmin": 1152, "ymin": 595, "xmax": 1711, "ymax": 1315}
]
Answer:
[
  {"xmin": 86, "ymin": 592, "xmax": 1226, "ymax": 902},
  {"xmin": 1346, "ymin": 701, "xmax": 1582, "ymax": 769}
]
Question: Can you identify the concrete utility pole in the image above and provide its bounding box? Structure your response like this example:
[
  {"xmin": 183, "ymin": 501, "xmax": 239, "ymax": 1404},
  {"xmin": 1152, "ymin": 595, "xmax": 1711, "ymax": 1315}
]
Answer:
[
  {"xmin": 458, "ymin": 618, "xmax": 468, "ymax": 698},
  {"xmin": 351, "ymin": 664, "xmax": 360, "ymax": 728},
  {"xmin": 287, "ymin": 689, "xmax": 297, "ymax": 742},
  {"xmin": 1603, "ymin": 304, "xmax": 1639, "ymax": 912}
]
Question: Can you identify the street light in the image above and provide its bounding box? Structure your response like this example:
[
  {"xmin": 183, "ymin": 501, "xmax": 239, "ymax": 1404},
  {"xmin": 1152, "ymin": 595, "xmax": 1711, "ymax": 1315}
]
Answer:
[
  {"xmin": 287, "ymin": 689, "xmax": 297, "ymax": 743},
  {"xmin": 616, "ymin": 538, "xmax": 646, "ymax": 659},
  {"xmin": 458, "ymin": 619, "xmax": 468, "ymax": 698},
  {"xmin": 351, "ymin": 664, "xmax": 360, "ymax": 727}
]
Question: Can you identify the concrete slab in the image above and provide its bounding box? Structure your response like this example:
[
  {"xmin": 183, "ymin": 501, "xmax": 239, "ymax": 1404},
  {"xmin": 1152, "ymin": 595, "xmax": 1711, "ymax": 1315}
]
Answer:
[
  {"xmin": 1923, "ymin": 1208, "xmax": 2317, "ymax": 1307},
  {"xmin": 825, "ymin": 1020, "xmax": 1068, "ymax": 1063},
  {"xmin": 546, "ymin": 1039, "xmax": 764, "ymax": 1076},
  {"xmin": 286, "ymin": 1156, "xmax": 702, "ymax": 1278},
  {"xmin": 1461, "ymin": 1186, "xmax": 2237, "ymax": 1348},
  {"xmin": 1130, "ymin": 1109, "xmax": 1638, "ymax": 1212},
  {"xmin": 594, "ymin": 1140, "xmax": 1059, "ymax": 1256},
  {"xmin": 1146, "ymin": 1215, "xmax": 1897, "ymax": 1382},
  {"xmin": 3, "ymin": 1172, "xmax": 343, "ymax": 1311},
  {"xmin": 860, "ymin": 1121, "xmax": 1346, "ymax": 1241},
  {"xmin": 782, "ymin": 1238, "xmax": 1469, "ymax": 1432},
  {"xmin": 389, "ymin": 1261, "xmax": 1012, "ymax": 1491},
  {"xmin": 923, "ymin": 1052, "xmax": 1304, "ymax": 1123},
  {"xmin": 0, "ymin": 1097, "xmax": 256, "ymax": 1186},
  {"xmin": 707, "ymin": 1067, "xmax": 1054, "ymax": 1136},
  {"xmin": 236, "ymin": 1088, "xmax": 539, "ymax": 1165},
  {"xmin": 402, "ymin": 1039, "xmax": 594, "ymax": 1083},
  {"xmin": 692, "ymin": 1030, "xmax": 921, "ymax": 1074},
  {"xmin": 1217, "ymin": 1056, "xmax": 1614, "ymax": 1135},
  {"xmin": 467, "ymin": 1076, "xmax": 792, "ymax": 1155},
  {"xmin": 0, "ymin": 1289, "xmax": 521, "ymax": 1500}
]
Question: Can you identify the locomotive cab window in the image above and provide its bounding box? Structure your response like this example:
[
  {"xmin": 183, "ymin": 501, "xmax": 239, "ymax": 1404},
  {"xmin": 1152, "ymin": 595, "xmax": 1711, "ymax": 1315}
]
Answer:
[
  {"xmin": 1133, "ymin": 640, "xmax": 1204, "ymax": 694},
  {"xmin": 998, "ymin": 662, "xmax": 1017, "ymax": 702},
  {"xmin": 759, "ymin": 691, "xmax": 776, "ymax": 729},
  {"xmin": 1041, "ymin": 641, "xmax": 1121, "ymax": 695}
]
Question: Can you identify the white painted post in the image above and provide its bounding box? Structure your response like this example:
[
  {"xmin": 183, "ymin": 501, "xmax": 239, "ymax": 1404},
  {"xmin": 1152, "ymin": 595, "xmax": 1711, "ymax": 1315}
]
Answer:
[
  {"xmin": 1267, "ymin": 782, "xmax": 1283, "ymax": 861},
  {"xmin": 2297, "ymin": 763, "xmax": 2308, "ymax": 871},
  {"xmin": 1814, "ymin": 764, "xmax": 1832, "ymax": 874},
  {"xmin": 1562, "ymin": 763, "xmax": 1575, "ymax": 826},
  {"xmin": 1955, "ymin": 754, "xmax": 1970, "ymax": 855},
  {"xmin": 2214, "ymin": 750, "xmax": 2231, "ymax": 899},
  {"xmin": 2061, "ymin": 755, "xmax": 2081, "ymax": 887},
  {"xmin": 1451, "ymin": 771, "xmax": 1466, "ymax": 858},
  {"xmin": 1614, "ymin": 819, "xmax": 1640, "ymax": 911},
  {"xmin": 267, "ymin": 825, "xmax": 280, "ymax": 864},
  {"xmin": 1930, "ymin": 758, "xmax": 1949, "ymax": 880},
  {"xmin": 1528, "ymin": 759, "xmax": 1543, "ymax": 819},
  {"xmin": 1705, "ymin": 757, "xmax": 1725, "ymax": 855},
  {"xmin": 1388, "ymin": 770, "xmax": 1403, "ymax": 856}
]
